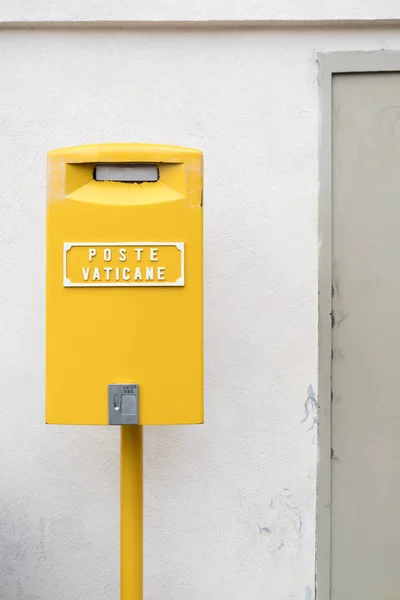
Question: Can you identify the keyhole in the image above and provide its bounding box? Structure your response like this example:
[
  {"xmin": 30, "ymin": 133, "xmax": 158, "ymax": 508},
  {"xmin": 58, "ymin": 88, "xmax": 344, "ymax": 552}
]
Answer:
[{"xmin": 113, "ymin": 393, "xmax": 121, "ymax": 411}]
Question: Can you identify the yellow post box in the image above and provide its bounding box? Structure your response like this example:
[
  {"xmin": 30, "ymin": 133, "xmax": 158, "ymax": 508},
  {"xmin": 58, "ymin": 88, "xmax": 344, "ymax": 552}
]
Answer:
[{"xmin": 46, "ymin": 143, "xmax": 203, "ymax": 426}]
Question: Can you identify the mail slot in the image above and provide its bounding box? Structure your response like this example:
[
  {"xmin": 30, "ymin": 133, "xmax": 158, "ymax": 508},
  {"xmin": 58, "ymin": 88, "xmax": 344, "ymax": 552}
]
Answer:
[{"xmin": 46, "ymin": 143, "xmax": 203, "ymax": 425}]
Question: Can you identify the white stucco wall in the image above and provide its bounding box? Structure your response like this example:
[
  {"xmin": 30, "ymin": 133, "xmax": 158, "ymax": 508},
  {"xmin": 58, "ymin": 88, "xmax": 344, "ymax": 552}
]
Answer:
[
  {"xmin": 0, "ymin": 22, "xmax": 399, "ymax": 600},
  {"xmin": 1, "ymin": 0, "xmax": 400, "ymax": 23}
]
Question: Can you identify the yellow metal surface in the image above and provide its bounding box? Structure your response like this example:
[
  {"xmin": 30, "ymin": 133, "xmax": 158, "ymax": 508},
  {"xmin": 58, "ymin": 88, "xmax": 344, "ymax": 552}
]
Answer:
[
  {"xmin": 121, "ymin": 426, "xmax": 143, "ymax": 600},
  {"xmin": 46, "ymin": 143, "xmax": 203, "ymax": 425}
]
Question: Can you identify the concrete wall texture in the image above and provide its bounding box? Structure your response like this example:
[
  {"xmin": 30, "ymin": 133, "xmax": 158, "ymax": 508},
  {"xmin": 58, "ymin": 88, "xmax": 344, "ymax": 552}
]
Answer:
[{"xmin": 0, "ymin": 8, "xmax": 399, "ymax": 600}]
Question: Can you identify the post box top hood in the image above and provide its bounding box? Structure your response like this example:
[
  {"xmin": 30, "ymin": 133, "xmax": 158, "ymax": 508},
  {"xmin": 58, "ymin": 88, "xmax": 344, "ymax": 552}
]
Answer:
[{"xmin": 48, "ymin": 142, "xmax": 203, "ymax": 165}]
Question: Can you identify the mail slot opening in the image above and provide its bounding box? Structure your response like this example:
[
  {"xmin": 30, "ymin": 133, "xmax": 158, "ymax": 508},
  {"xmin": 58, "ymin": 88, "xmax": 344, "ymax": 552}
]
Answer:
[{"xmin": 94, "ymin": 163, "xmax": 159, "ymax": 183}]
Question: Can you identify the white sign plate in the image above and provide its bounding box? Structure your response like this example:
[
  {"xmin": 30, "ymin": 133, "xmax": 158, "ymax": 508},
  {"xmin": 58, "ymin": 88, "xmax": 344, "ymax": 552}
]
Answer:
[{"xmin": 63, "ymin": 242, "xmax": 184, "ymax": 287}]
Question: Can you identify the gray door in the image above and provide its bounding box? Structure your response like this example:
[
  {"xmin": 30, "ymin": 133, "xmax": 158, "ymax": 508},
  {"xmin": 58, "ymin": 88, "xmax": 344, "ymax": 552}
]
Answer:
[{"xmin": 332, "ymin": 72, "xmax": 400, "ymax": 599}]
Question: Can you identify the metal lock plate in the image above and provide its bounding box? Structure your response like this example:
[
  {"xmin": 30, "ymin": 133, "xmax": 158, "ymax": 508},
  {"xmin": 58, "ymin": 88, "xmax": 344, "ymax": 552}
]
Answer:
[{"xmin": 108, "ymin": 384, "xmax": 139, "ymax": 425}]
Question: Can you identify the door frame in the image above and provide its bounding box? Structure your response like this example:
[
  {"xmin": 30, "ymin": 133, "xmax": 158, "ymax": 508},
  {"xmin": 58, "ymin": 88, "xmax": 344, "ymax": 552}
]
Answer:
[{"xmin": 317, "ymin": 50, "xmax": 400, "ymax": 600}]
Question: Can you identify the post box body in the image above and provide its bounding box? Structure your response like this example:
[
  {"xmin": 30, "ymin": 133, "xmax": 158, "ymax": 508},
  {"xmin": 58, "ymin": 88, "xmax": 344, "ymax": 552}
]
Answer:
[{"xmin": 46, "ymin": 143, "xmax": 203, "ymax": 425}]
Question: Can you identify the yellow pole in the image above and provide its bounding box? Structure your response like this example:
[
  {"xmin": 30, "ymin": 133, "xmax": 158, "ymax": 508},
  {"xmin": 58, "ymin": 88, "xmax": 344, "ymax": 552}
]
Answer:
[{"xmin": 121, "ymin": 425, "xmax": 143, "ymax": 600}]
